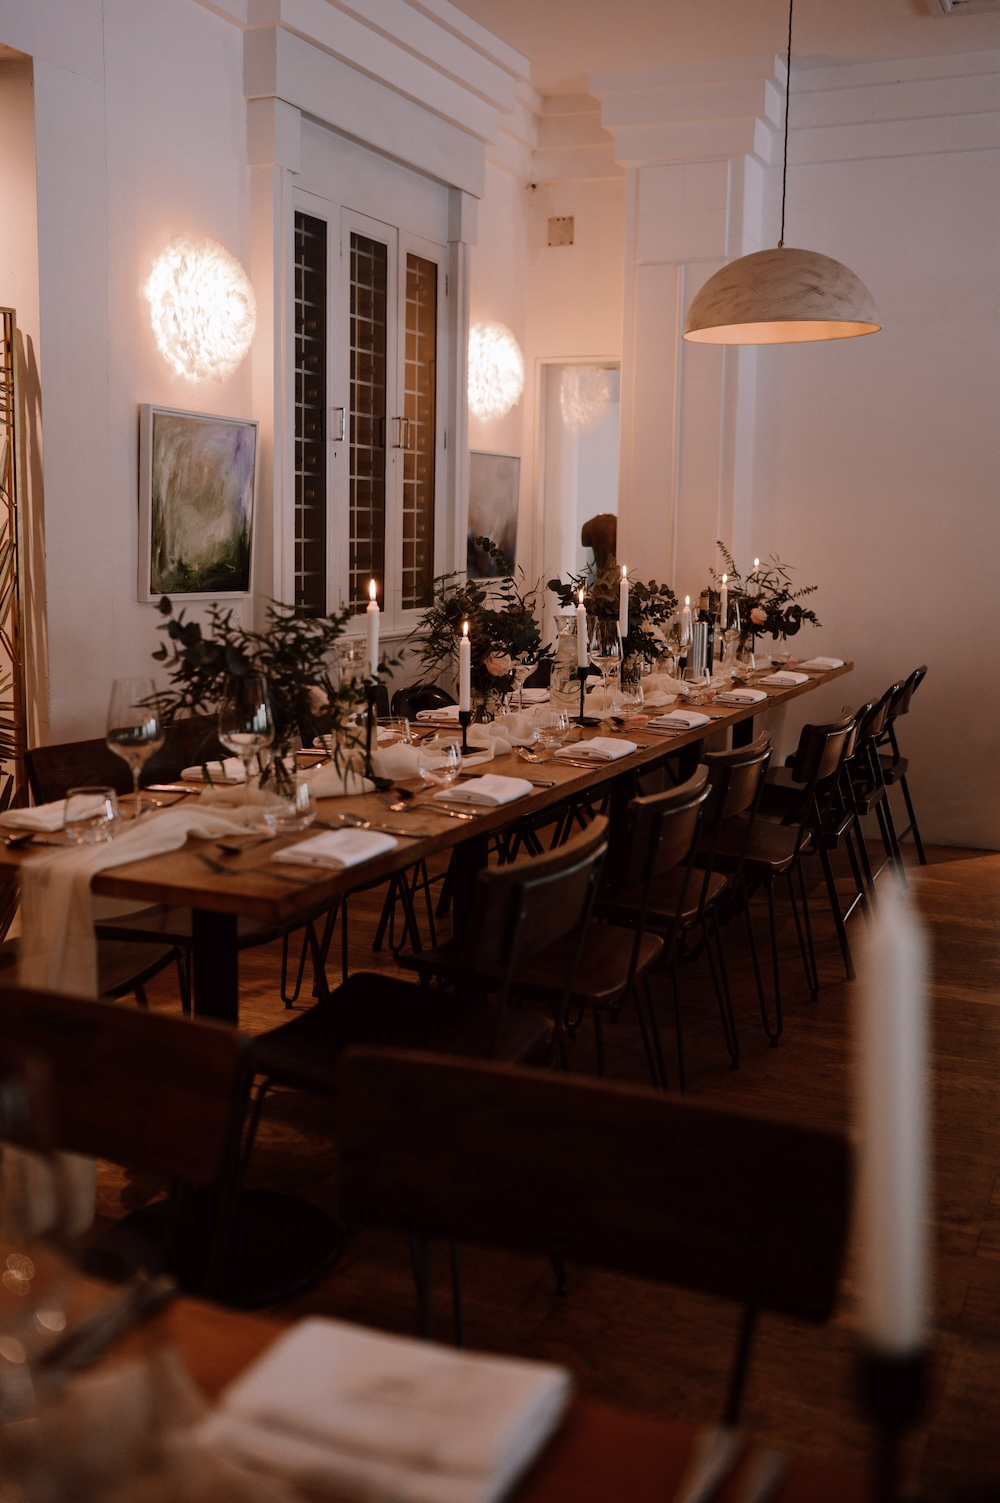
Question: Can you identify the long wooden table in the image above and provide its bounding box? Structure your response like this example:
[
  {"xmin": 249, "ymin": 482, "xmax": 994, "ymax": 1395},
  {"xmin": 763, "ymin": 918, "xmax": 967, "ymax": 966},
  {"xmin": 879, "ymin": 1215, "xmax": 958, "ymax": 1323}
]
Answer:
[
  {"xmin": 0, "ymin": 664, "xmax": 852, "ymax": 1025},
  {"xmin": 114, "ymin": 1294, "xmax": 867, "ymax": 1502}
]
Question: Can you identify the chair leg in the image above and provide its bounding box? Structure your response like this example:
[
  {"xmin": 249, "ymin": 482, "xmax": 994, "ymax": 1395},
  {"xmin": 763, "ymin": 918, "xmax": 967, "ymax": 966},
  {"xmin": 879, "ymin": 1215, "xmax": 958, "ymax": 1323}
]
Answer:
[
  {"xmin": 789, "ymin": 864, "xmax": 819, "ymax": 1000},
  {"xmin": 819, "ymin": 846, "xmax": 856, "ymax": 981},
  {"xmin": 898, "ymin": 774, "xmax": 927, "ymax": 863},
  {"xmin": 634, "ymin": 977, "xmax": 665, "ymax": 1090},
  {"xmin": 702, "ymin": 913, "xmax": 739, "ymax": 1067},
  {"xmin": 592, "ymin": 1008, "xmax": 607, "ymax": 1078},
  {"xmin": 762, "ymin": 879, "xmax": 785, "ymax": 1045},
  {"xmin": 408, "ymin": 1235, "xmax": 434, "ymax": 1340},
  {"xmin": 449, "ymin": 1241, "xmax": 465, "ymax": 1349},
  {"xmin": 668, "ymin": 948, "xmax": 686, "ymax": 1094}
]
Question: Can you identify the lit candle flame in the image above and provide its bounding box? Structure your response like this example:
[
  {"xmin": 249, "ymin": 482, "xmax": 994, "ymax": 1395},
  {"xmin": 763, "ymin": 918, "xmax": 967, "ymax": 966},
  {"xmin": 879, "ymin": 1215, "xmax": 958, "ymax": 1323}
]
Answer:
[
  {"xmin": 369, "ymin": 579, "xmax": 377, "ymax": 602},
  {"xmin": 462, "ymin": 619, "xmax": 469, "ymax": 637}
]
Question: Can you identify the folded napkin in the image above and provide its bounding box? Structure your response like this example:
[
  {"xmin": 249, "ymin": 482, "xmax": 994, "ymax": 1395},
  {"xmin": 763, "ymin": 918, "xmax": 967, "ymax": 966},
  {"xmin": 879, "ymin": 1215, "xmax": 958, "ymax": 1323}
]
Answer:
[
  {"xmin": 554, "ymin": 737, "xmax": 636, "ymax": 762},
  {"xmin": 797, "ymin": 656, "xmax": 845, "ymax": 671},
  {"xmin": 436, "ymin": 774, "xmax": 533, "ymax": 807},
  {"xmin": 273, "ymin": 829, "xmax": 396, "ymax": 870},
  {"xmin": 491, "ymin": 712, "xmax": 535, "ymax": 746},
  {"xmin": 758, "ymin": 670, "xmax": 810, "ymax": 687},
  {"xmin": 0, "ymin": 799, "xmax": 69, "ymax": 833},
  {"xmin": 647, "ymin": 709, "xmax": 713, "ymax": 732},
  {"xmin": 181, "ymin": 757, "xmax": 246, "ymax": 783},
  {"xmin": 304, "ymin": 762, "xmax": 376, "ymax": 799},
  {"xmin": 371, "ymin": 742, "xmax": 423, "ymax": 781},
  {"xmin": 416, "ymin": 705, "xmax": 460, "ymax": 722},
  {"xmin": 197, "ymin": 1317, "xmax": 571, "ymax": 1503},
  {"xmin": 519, "ymin": 687, "xmax": 549, "ymax": 704},
  {"xmin": 713, "ymin": 688, "xmax": 769, "ymax": 707}
]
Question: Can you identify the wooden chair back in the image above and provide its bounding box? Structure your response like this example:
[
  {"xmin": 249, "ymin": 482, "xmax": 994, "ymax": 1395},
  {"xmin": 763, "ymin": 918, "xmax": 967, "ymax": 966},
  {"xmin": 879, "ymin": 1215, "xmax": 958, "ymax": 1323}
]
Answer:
[
  {"xmin": 786, "ymin": 713, "xmax": 856, "ymax": 787},
  {"xmin": 466, "ymin": 816, "xmax": 609, "ymax": 978},
  {"xmin": 895, "ymin": 664, "xmax": 927, "ymax": 719},
  {"xmin": 606, "ymin": 766, "xmax": 709, "ymax": 893},
  {"xmin": 336, "ymin": 1047, "xmax": 851, "ymax": 1326},
  {"xmin": 25, "ymin": 717, "xmax": 226, "ymax": 804},
  {"xmin": 390, "ymin": 683, "xmax": 455, "ymax": 720},
  {"xmin": 701, "ymin": 733, "xmax": 772, "ymax": 822},
  {"xmin": 0, "ymin": 986, "xmax": 247, "ymax": 1187}
]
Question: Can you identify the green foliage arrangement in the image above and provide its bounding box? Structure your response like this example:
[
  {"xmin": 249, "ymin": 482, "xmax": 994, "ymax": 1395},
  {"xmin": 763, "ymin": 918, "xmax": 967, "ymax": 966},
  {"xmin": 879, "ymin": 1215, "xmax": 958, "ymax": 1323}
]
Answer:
[
  {"xmin": 548, "ymin": 563, "xmax": 677, "ymax": 665},
  {"xmin": 713, "ymin": 543, "xmax": 819, "ymax": 640},
  {"xmin": 405, "ymin": 538, "xmax": 551, "ymax": 696},
  {"xmin": 151, "ymin": 595, "xmax": 360, "ymax": 784}
]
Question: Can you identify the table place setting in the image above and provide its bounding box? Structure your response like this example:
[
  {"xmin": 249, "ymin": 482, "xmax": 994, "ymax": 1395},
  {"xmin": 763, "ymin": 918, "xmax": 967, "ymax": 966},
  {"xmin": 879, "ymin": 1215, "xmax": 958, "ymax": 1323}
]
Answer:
[
  {"xmin": 645, "ymin": 710, "xmax": 713, "ymax": 734},
  {"xmin": 712, "ymin": 688, "xmax": 769, "ymax": 707},
  {"xmin": 196, "ymin": 1315, "xmax": 572, "ymax": 1503},
  {"xmin": 755, "ymin": 670, "xmax": 811, "ymax": 688},
  {"xmin": 553, "ymin": 737, "xmax": 637, "ymax": 763},
  {"xmin": 796, "ymin": 656, "xmax": 845, "ymax": 671},
  {"xmin": 272, "ymin": 829, "xmax": 398, "ymax": 871},
  {"xmin": 433, "ymin": 774, "xmax": 535, "ymax": 808}
]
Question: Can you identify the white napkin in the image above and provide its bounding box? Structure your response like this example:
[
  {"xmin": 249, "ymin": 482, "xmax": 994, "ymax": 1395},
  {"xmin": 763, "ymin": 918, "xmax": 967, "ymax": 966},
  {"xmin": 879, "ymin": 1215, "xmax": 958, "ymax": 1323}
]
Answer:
[
  {"xmin": 797, "ymin": 656, "xmax": 845, "ymax": 671},
  {"xmin": 646, "ymin": 710, "xmax": 712, "ymax": 731},
  {"xmin": 304, "ymin": 763, "xmax": 376, "ymax": 798},
  {"xmin": 16, "ymin": 804, "xmax": 262, "ymax": 1000},
  {"xmin": 371, "ymin": 743, "xmax": 423, "ymax": 781},
  {"xmin": 0, "ymin": 800, "xmax": 68, "ymax": 833},
  {"xmin": 758, "ymin": 670, "xmax": 810, "ymax": 686},
  {"xmin": 273, "ymin": 829, "xmax": 396, "ymax": 870},
  {"xmin": 197, "ymin": 1317, "xmax": 571, "ymax": 1503},
  {"xmin": 519, "ymin": 687, "xmax": 549, "ymax": 704},
  {"xmin": 181, "ymin": 758, "xmax": 246, "ymax": 783},
  {"xmin": 416, "ymin": 705, "xmax": 460, "ymax": 722},
  {"xmin": 713, "ymin": 688, "xmax": 769, "ymax": 706},
  {"xmin": 437, "ymin": 775, "xmax": 533, "ymax": 807},
  {"xmin": 493, "ymin": 711, "xmax": 536, "ymax": 746},
  {"xmin": 554, "ymin": 737, "xmax": 636, "ymax": 762}
]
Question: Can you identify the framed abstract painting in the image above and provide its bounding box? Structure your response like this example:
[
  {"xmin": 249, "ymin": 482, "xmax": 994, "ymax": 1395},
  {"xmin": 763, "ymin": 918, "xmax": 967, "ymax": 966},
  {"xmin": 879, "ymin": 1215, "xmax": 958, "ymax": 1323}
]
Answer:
[
  {"xmin": 138, "ymin": 404, "xmax": 257, "ymax": 601},
  {"xmin": 467, "ymin": 451, "xmax": 520, "ymax": 579}
]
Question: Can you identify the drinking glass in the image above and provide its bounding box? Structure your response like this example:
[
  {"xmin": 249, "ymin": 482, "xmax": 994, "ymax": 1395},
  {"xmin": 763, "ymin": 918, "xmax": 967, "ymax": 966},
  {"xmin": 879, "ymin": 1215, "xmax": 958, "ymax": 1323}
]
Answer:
[
  {"xmin": 105, "ymin": 677, "xmax": 164, "ymax": 818},
  {"xmin": 64, "ymin": 786, "xmax": 118, "ymax": 844},
  {"xmin": 510, "ymin": 656, "xmax": 536, "ymax": 712},
  {"xmin": 416, "ymin": 741, "xmax": 461, "ymax": 789},
  {"xmin": 588, "ymin": 619, "xmax": 622, "ymax": 709},
  {"xmin": 218, "ymin": 674, "xmax": 275, "ymax": 801},
  {"xmin": 665, "ymin": 622, "xmax": 688, "ymax": 680},
  {"xmin": 260, "ymin": 774, "xmax": 317, "ymax": 835},
  {"xmin": 532, "ymin": 707, "xmax": 570, "ymax": 755}
]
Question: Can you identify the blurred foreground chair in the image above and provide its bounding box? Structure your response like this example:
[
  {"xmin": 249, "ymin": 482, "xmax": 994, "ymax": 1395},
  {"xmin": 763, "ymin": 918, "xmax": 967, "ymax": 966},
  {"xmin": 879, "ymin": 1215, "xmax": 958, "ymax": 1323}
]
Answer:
[
  {"xmin": 0, "ymin": 986, "xmax": 249, "ymax": 1295},
  {"xmin": 335, "ymin": 1047, "xmax": 851, "ymax": 1422}
]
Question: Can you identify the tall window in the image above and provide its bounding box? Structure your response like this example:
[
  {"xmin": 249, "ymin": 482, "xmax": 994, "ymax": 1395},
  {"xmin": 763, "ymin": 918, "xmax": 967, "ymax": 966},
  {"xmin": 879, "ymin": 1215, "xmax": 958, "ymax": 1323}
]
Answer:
[{"xmin": 293, "ymin": 204, "xmax": 445, "ymax": 632}]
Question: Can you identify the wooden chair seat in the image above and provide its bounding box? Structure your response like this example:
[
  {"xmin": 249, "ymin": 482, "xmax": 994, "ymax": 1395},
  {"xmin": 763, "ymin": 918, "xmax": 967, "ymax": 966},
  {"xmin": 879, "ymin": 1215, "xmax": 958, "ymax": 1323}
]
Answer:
[
  {"xmin": 0, "ymin": 936, "xmax": 181, "ymax": 1007},
  {"xmin": 717, "ymin": 816, "xmax": 808, "ymax": 876},
  {"xmin": 599, "ymin": 868, "xmax": 729, "ymax": 930},
  {"xmin": 515, "ymin": 925, "xmax": 664, "ymax": 1009}
]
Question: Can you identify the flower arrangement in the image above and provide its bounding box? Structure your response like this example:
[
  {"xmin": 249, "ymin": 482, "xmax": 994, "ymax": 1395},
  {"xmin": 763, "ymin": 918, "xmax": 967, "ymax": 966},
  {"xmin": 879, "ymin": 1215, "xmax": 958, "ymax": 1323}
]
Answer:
[
  {"xmin": 405, "ymin": 538, "xmax": 550, "ymax": 706},
  {"xmin": 712, "ymin": 543, "xmax": 819, "ymax": 641},
  {"xmin": 151, "ymin": 595, "xmax": 360, "ymax": 786},
  {"xmin": 548, "ymin": 563, "xmax": 677, "ymax": 666}
]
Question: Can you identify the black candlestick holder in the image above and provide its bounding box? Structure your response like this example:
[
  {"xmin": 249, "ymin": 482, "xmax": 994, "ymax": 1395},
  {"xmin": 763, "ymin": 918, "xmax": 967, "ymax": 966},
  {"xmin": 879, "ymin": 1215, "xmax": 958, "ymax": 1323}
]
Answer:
[
  {"xmin": 858, "ymin": 1349, "xmax": 926, "ymax": 1503},
  {"xmin": 575, "ymin": 668, "xmax": 600, "ymax": 727},
  {"xmin": 362, "ymin": 678, "xmax": 393, "ymax": 790},
  {"xmin": 458, "ymin": 709, "xmax": 472, "ymax": 754}
]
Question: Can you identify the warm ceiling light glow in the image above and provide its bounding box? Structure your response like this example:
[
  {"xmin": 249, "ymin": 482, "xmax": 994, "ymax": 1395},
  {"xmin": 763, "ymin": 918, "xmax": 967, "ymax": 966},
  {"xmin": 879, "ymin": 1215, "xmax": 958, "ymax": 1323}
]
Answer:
[
  {"xmin": 468, "ymin": 321, "xmax": 524, "ymax": 419},
  {"xmin": 145, "ymin": 236, "xmax": 256, "ymax": 382},
  {"xmin": 559, "ymin": 365, "xmax": 612, "ymax": 432}
]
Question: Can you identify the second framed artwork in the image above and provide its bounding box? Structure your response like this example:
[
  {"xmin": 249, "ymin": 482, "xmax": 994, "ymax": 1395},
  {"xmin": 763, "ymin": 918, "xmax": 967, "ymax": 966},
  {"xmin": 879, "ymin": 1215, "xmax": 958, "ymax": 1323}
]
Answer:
[
  {"xmin": 138, "ymin": 404, "xmax": 258, "ymax": 601},
  {"xmin": 467, "ymin": 451, "xmax": 520, "ymax": 579}
]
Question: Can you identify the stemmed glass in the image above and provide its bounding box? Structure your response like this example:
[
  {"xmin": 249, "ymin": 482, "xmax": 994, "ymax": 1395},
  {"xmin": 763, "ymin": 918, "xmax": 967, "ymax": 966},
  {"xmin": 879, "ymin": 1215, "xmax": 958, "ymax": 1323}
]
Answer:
[
  {"xmin": 588, "ymin": 618, "xmax": 622, "ymax": 710},
  {"xmin": 218, "ymin": 674, "xmax": 275, "ymax": 802},
  {"xmin": 665, "ymin": 621, "xmax": 690, "ymax": 680},
  {"xmin": 106, "ymin": 677, "xmax": 164, "ymax": 818},
  {"xmin": 510, "ymin": 655, "xmax": 536, "ymax": 713}
]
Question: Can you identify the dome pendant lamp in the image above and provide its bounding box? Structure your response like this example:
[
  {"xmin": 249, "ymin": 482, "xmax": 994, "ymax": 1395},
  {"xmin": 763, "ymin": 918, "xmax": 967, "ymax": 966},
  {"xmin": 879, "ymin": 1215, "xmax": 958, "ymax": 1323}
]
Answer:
[{"xmin": 683, "ymin": 0, "xmax": 879, "ymax": 346}]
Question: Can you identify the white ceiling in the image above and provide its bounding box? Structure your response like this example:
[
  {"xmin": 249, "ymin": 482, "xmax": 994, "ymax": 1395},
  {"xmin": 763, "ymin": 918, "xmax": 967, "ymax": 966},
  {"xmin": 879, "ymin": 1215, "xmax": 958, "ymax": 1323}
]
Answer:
[{"xmin": 444, "ymin": 0, "xmax": 1000, "ymax": 94}]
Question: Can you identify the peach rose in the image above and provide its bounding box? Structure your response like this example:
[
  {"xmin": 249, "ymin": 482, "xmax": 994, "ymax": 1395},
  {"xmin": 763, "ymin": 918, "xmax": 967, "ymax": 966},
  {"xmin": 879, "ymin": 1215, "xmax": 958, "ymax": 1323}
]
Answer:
[
  {"xmin": 750, "ymin": 606, "xmax": 767, "ymax": 626},
  {"xmin": 484, "ymin": 651, "xmax": 513, "ymax": 677}
]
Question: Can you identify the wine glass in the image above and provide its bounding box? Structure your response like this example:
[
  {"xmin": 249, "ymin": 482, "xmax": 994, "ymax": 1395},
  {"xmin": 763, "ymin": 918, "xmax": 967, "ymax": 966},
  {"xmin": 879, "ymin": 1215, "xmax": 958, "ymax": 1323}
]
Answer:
[
  {"xmin": 218, "ymin": 674, "xmax": 275, "ymax": 801},
  {"xmin": 106, "ymin": 677, "xmax": 164, "ymax": 818},
  {"xmin": 532, "ymin": 707, "xmax": 570, "ymax": 755},
  {"xmin": 588, "ymin": 618, "xmax": 622, "ymax": 710},
  {"xmin": 416, "ymin": 741, "xmax": 461, "ymax": 789},
  {"xmin": 510, "ymin": 656, "xmax": 536, "ymax": 713}
]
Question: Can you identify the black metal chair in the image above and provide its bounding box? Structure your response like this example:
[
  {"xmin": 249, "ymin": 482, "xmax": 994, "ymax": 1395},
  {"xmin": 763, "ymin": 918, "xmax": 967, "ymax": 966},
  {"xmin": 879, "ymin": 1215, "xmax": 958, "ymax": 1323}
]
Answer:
[{"xmin": 877, "ymin": 665, "xmax": 928, "ymax": 864}]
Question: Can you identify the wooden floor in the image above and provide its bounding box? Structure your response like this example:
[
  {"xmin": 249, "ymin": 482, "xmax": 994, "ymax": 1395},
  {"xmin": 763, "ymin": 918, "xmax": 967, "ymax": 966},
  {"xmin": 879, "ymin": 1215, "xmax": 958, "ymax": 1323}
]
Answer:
[{"xmin": 102, "ymin": 829, "xmax": 1000, "ymax": 1500}]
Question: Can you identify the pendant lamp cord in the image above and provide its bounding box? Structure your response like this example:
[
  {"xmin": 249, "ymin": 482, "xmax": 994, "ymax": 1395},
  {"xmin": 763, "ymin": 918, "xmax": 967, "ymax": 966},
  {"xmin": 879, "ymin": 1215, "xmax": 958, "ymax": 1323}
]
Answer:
[{"xmin": 779, "ymin": 0, "xmax": 794, "ymax": 247}]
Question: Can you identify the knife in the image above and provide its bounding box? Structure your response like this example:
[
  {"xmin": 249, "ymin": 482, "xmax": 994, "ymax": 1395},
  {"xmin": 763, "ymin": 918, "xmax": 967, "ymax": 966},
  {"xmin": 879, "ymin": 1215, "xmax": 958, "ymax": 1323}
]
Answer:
[{"xmin": 37, "ymin": 1271, "xmax": 177, "ymax": 1380}]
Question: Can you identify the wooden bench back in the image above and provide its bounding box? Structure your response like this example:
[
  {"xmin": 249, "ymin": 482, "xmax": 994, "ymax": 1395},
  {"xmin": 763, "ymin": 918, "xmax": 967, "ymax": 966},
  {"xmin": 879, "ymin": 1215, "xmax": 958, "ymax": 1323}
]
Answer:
[{"xmin": 336, "ymin": 1047, "xmax": 851, "ymax": 1325}]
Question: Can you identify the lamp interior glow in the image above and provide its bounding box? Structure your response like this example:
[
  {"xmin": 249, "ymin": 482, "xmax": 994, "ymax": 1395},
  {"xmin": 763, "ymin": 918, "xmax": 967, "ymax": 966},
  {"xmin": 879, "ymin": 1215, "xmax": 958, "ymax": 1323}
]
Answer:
[
  {"xmin": 468, "ymin": 321, "xmax": 525, "ymax": 420},
  {"xmin": 146, "ymin": 236, "xmax": 257, "ymax": 382}
]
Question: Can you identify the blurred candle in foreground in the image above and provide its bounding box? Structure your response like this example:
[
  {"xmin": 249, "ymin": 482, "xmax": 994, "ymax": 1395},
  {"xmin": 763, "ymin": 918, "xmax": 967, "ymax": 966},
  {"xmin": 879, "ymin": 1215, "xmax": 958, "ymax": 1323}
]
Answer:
[
  {"xmin": 459, "ymin": 620, "xmax": 471, "ymax": 712},
  {"xmin": 366, "ymin": 579, "xmax": 380, "ymax": 677},
  {"xmin": 576, "ymin": 589, "xmax": 588, "ymax": 669},
  {"xmin": 855, "ymin": 884, "xmax": 929, "ymax": 1355},
  {"xmin": 619, "ymin": 566, "xmax": 629, "ymax": 638},
  {"xmin": 680, "ymin": 594, "xmax": 693, "ymax": 643}
]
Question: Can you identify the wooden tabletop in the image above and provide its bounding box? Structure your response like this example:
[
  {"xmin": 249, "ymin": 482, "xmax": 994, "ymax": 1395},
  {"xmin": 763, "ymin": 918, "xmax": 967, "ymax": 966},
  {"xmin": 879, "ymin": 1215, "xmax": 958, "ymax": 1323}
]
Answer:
[
  {"xmin": 0, "ymin": 662, "xmax": 853, "ymax": 928},
  {"xmin": 119, "ymin": 1295, "xmax": 867, "ymax": 1503}
]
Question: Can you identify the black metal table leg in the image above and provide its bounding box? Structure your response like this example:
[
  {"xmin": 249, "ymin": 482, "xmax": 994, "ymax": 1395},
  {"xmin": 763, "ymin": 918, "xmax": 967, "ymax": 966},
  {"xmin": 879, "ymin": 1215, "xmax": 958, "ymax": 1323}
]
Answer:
[
  {"xmin": 191, "ymin": 909, "xmax": 240, "ymax": 1023},
  {"xmin": 732, "ymin": 716, "xmax": 755, "ymax": 748}
]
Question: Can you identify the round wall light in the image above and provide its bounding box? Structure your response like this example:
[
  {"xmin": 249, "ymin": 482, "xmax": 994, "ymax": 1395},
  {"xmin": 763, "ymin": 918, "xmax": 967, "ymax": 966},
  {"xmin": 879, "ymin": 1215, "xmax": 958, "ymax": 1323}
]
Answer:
[
  {"xmin": 468, "ymin": 320, "xmax": 524, "ymax": 420},
  {"xmin": 145, "ymin": 236, "xmax": 257, "ymax": 382},
  {"xmin": 559, "ymin": 365, "xmax": 613, "ymax": 433}
]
